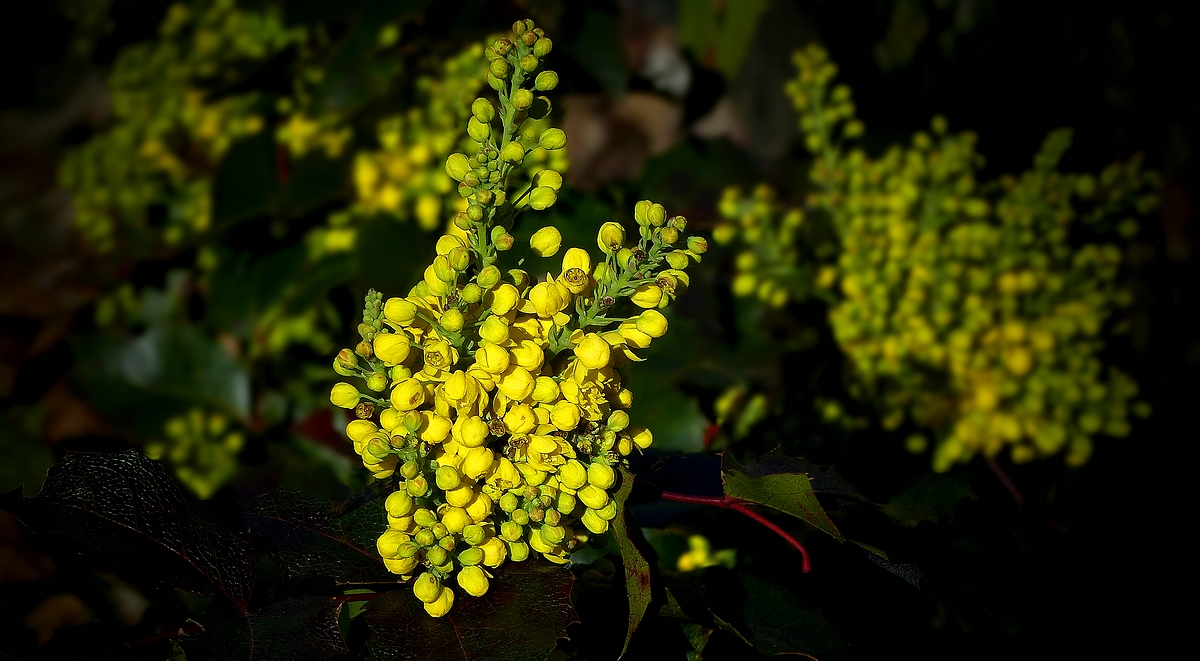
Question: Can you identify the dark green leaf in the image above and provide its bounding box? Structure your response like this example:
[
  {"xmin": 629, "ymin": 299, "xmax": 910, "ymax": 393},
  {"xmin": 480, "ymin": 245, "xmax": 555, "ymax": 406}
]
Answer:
[
  {"xmin": 181, "ymin": 597, "xmax": 347, "ymax": 661},
  {"xmin": 78, "ymin": 322, "xmax": 252, "ymax": 419},
  {"xmin": 239, "ymin": 484, "xmax": 393, "ymax": 583},
  {"xmin": 852, "ymin": 540, "xmax": 922, "ymax": 588},
  {"xmin": 722, "ymin": 453, "xmax": 844, "ymax": 542},
  {"xmin": 611, "ymin": 466, "xmax": 653, "ymax": 658},
  {"xmin": 666, "ymin": 569, "xmax": 843, "ymax": 658},
  {"xmin": 359, "ymin": 560, "xmax": 576, "ymax": 661},
  {"xmin": 0, "ymin": 451, "xmax": 253, "ymax": 610},
  {"xmin": 881, "ymin": 471, "xmax": 974, "ymax": 527}
]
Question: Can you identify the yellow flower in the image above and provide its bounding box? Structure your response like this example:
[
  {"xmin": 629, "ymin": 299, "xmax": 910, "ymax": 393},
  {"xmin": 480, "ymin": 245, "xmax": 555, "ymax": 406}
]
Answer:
[
  {"xmin": 636, "ymin": 309, "xmax": 668, "ymax": 338},
  {"xmin": 489, "ymin": 283, "xmax": 521, "ymax": 315},
  {"xmin": 532, "ymin": 376, "xmax": 560, "ymax": 403},
  {"xmin": 457, "ymin": 565, "xmax": 490, "ymax": 597},
  {"xmin": 475, "ymin": 342, "xmax": 510, "ymax": 374},
  {"xmin": 504, "ymin": 404, "xmax": 538, "ymax": 434},
  {"xmin": 496, "ymin": 365, "xmax": 535, "ymax": 400},
  {"xmin": 331, "ymin": 383, "xmax": 360, "ymax": 409},
  {"xmin": 574, "ymin": 333, "xmax": 611, "ymax": 369},
  {"xmin": 455, "ymin": 415, "xmax": 490, "ymax": 448},
  {"xmin": 550, "ymin": 401, "xmax": 581, "ymax": 431},
  {"xmin": 597, "ymin": 222, "xmax": 625, "ymax": 253},
  {"xmin": 630, "ymin": 284, "xmax": 663, "ymax": 308},
  {"xmin": 424, "ymin": 584, "xmax": 455, "ymax": 617},
  {"xmin": 373, "ymin": 333, "xmax": 410, "ymax": 365},
  {"xmin": 527, "ymin": 281, "xmax": 567, "ymax": 318},
  {"xmin": 530, "ymin": 226, "xmax": 563, "ymax": 257},
  {"xmin": 462, "ymin": 446, "xmax": 496, "ymax": 479},
  {"xmin": 390, "ymin": 378, "xmax": 426, "ymax": 411}
]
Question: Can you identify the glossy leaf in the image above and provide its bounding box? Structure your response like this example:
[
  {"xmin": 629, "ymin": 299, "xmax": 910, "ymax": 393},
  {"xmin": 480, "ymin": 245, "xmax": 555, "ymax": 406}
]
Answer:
[
  {"xmin": 359, "ymin": 560, "xmax": 576, "ymax": 661},
  {"xmin": 240, "ymin": 484, "xmax": 393, "ymax": 583},
  {"xmin": 181, "ymin": 597, "xmax": 348, "ymax": 661},
  {"xmin": 612, "ymin": 466, "xmax": 653, "ymax": 658},
  {"xmin": 722, "ymin": 452, "xmax": 844, "ymax": 542},
  {"xmin": 0, "ymin": 451, "xmax": 253, "ymax": 610}
]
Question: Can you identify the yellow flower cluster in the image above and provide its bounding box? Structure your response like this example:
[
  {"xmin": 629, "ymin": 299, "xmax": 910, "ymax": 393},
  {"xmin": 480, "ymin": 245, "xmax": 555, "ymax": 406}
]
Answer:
[
  {"xmin": 326, "ymin": 20, "xmax": 703, "ymax": 617},
  {"xmin": 713, "ymin": 184, "xmax": 830, "ymax": 308},
  {"xmin": 59, "ymin": 0, "xmax": 303, "ymax": 251},
  {"xmin": 719, "ymin": 44, "xmax": 1158, "ymax": 470},
  {"xmin": 676, "ymin": 535, "xmax": 736, "ymax": 572},
  {"xmin": 144, "ymin": 409, "xmax": 245, "ymax": 499}
]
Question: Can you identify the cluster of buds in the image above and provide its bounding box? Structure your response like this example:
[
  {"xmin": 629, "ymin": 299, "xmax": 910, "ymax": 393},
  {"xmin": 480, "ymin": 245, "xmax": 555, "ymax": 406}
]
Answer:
[
  {"xmin": 143, "ymin": 409, "xmax": 245, "ymax": 500},
  {"xmin": 60, "ymin": 0, "xmax": 301, "ymax": 251},
  {"xmin": 327, "ymin": 20, "xmax": 704, "ymax": 617},
  {"xmin": 775, "ymin": 44, "xmax": 1157, "ymax": 470}
]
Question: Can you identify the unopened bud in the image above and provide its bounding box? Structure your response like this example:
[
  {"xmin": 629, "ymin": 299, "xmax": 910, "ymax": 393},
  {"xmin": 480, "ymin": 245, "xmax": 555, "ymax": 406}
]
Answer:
[
  {"xmin": 445, "ymin": 153, "xmax": 470, "ymax": 181},
  {"xmin": 512, "ymin": 89, "xmax": 533, "ymax": 110},
  {"xmin": 471, "ymin": 98, "xmax": 495, "ymax": 123},
  {"xmin": 597, "ymin": 222, "xmax": 625, "ymax": 254},
  {"xmin": 538, "ymin": 128, "xmax": 566, "ymax": 150},
  {"xmin": 534, "ymin": 71, "xmax": 558, "ymax": 91},
  {"xmin": 500, "ymin": 141, "xmax": 525, "ymax": 164},
  {"xmin": 533, "ymin": 38, "xmax": 552, "ymax": 58},
  {"xmin": 529, "ymin": 186, "xmax": 557, "ymax": 210}
]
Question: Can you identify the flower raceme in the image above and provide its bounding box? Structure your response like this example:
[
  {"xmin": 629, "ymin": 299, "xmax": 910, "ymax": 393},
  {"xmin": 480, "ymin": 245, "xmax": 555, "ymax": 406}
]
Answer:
[{"xmin": 326, "ymin": 20, "xmax": 703, "ymax": 617}]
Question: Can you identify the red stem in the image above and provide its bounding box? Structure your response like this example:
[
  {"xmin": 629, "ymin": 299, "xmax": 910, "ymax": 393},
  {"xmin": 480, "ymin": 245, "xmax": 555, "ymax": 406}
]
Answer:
[{"xmin": 660, "ymin": 491, "xmax": 813, "ymax": 572}]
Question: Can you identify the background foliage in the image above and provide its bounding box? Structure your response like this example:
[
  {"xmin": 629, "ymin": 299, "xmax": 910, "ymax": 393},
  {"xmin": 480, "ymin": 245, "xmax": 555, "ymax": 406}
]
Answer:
[{"xmin": 1, "ymin": 0, "xmax": 1196, "ymax": 658}]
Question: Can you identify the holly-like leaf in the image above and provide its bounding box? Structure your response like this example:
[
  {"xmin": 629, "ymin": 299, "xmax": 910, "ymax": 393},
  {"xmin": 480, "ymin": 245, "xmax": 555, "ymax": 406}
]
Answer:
[
  {"xmin": 852, "ymin": 541, "xmax": 922, "ymax": 588},
  {"xmin": 665, "ymin": 569, "xmax": 844, "ymax": 658},
  {"xmin": 611, "ymin": 466, "xmax": 653, "ymax": 658},
  {"xmin": 359, "ymin": 560, "xmax": 576, "ymax": 661},
  {"xmin": 181, "ymin": 597, "xmax": 348, "ymax": 661},
  {"xmin": 722, "ymin": 452, "xmax": 844, "ymax": 542},
  {"xmin": 737, "ymin": 449, "xmax": 868, "ymax": 503},
  {"xmin": 240, "ymin": 484, "xmax": 393, "ymax": 583},
  {"xmin": 881, "ymin": 471, "xmax": 974, "ymax": 527},
  {"xmin": 0, "ymin": 451, "xmax": 253, "ymax": 610}
]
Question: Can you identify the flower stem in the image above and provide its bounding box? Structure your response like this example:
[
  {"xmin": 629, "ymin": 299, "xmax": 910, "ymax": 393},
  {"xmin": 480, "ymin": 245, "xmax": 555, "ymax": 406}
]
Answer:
[{"xmin": 659, "ymin": 491, "xmax": 813, "ymax": 572}]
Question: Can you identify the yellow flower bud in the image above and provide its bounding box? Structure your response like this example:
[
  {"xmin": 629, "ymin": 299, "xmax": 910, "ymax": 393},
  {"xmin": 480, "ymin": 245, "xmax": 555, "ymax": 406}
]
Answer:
[
  {"xmin": 538, "ymin": 128, "xmax": 566, "ymax": 150},
  {"xmin": 346, "ymin": 419, "xmax": 378, "ymax": 444},
  {"xmin": 631, "ymin": 284, "xmax": 663, "ymax": 308},
  {"xmin": 457, "ymin": 565, "xmax": 490, "ymax": 597},
  {"xmin": 508, "ymin": 540, "xmax": 530, "ymax": 562},
  {"xmin": 530, "ymin": 226, "xmax": 563, "ymax": 257},
  {"xmin": 467, "ymin": 116, "xmax": 490, "ymax": 142},
  {"xmin": 385, "ymin": 491, "xmax": 414, "ymax": 517},
  {"xmin": 330, "ymin": 383, "xmax": 360, "ymax": 409},
  {"xmin": 471, "ymin": 97, "xmax": 495, "ymax": 123},
  {"xmin": 575, "ymin": 333, "xmax": 611, "ymax": 369},
  {"xmin": 457, "ymin": 416, "xmax": 490, "ymax": 448},
  {"xmin": 534, "ymin": 70, "xmax": 558, "ymax": 91},
  {"xmin": 445, "ymin": 484, "xmax": 474, "ymax": 508},
  {"xmin": 595, "ymin": 498, "xmax": 619, "ymax": 521},
  {"xmin": 413, "ymin": 572, "xmax": 442, "ymax": 604},
  {"xmin": 578, "ymin": 484, "xmax": 608, "ymax": 510},
  {"xmin": 334, "ymin": 348, "xmax": 358, "ymax": 376},
  {"xmin": 532, "ymin": 376, "xmax": 560, "ymax": 403},
  {"xmin": 376, "ymin": 529, "xmax": 407, "ymax": 558},
  {"xmin": 421, "ymin": 413, "xmax": 452, "ymax": 443},
  {"xmin": 475, "ymin": 342, "xmax": 510, "ymax": 374},
  {"xmin": 587, "ymin": 461, "xmax": 616, "ymax": 489},
  {"xmin": 535, "ymin": 169, "xmax": 563, "ymax": 191},
  {"xmin": 435, "ymin": 465, "xmax": 462, "ymax": 491},
  {"xmin": 496, "ymin": 365, "xmax": 535, "ymax": 400},
  {"xmin": 597, "ymin": 222, "xmax": 625, "ymax": 253},
  {"xmin": 383, "ymin": 555, "xmax": 419, "ymax": 576},
  {"xmin": 607, "ymin": 410, "xmax": 629, "ymax": 432},
  {"xmin": 500, "ymin": 141, "xmax": 525, "ymax": 164},
  {"xmin": 550, "ymin": 401, "xmax": 581, "ymax": 431},
  {"xmin": 581, "ymin": 508, "xmax": 609, "ymax": 534},
  {"xmin": 373, "ymin": 333, "xmax": 410, "ymax": 365},
  {"xmin": 529, "ymin": 186, "xmax": 557, "ymax": 210},
  {"xmin": 462, "ymin": 446, "xmax": 496, "ymax": 480},
  {"xmin": 509, "ymin": 340, "xmax": 544, "ymax": 371},
  {"xmin": 390, "ymin": 378, "xmax": 425, "ymax": 411},
  {"xmin": 504, "ymin": 404, "xmax": 537, "ymax": 434},
  {"xmin": 423, "ymin": 584, "xmax": 455, "ymax": 617},
  {"xmin": 480, "ymin": 536, "xmax": 508, "ymax": 567},
  {"xmin": 636, "ymin": 310, "xmax": 668, "ymax": 338},
  {"xmin": 442, "ymin": 371, "xmax": 475, "ymax": 404},
  {"xmin": 528, "ymin": 281, "xmax": 567, "ymax": 318},
  {"xmin": 477, "ymin": 265, "xmax": 502, "ymax": 290},
  {"xmin": 479, "ymin": 316, "xmax": 510, "ymax": 345},
  {"xmin": 631, "ymin": 427, "xmax": 653, "ymax": 449},
  {"xmin": 445, "ymin": 153, "xmax": 470, "ymax": 181},
  {"xmin": 465, "ymin": 492, "xmax": 493, "ymax": 522},
  {"xmin": 441, "ymin": 507, "xmax": 471, "ymax": 533}
]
